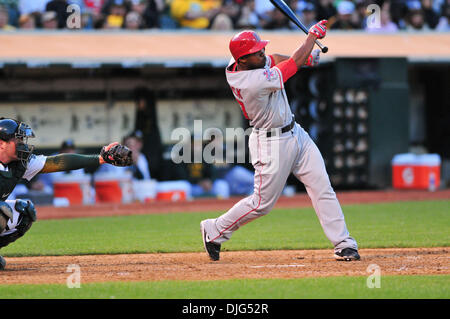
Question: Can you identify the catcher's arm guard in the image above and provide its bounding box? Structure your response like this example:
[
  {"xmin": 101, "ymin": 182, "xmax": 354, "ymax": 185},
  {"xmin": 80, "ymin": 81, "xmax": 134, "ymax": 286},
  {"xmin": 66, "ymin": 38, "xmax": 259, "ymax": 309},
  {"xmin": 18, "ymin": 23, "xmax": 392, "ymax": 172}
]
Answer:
[{"xmin": 100, "ymin": 142, "xmax": 133, "ymax": 167}]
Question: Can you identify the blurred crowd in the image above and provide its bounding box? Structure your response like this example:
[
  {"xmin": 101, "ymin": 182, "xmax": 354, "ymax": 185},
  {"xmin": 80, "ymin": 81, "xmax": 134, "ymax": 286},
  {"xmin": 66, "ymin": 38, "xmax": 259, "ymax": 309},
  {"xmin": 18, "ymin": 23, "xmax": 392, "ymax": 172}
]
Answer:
[{"xmin": 0, "ymin": 0, "xmax": 448, "ymax": 32}]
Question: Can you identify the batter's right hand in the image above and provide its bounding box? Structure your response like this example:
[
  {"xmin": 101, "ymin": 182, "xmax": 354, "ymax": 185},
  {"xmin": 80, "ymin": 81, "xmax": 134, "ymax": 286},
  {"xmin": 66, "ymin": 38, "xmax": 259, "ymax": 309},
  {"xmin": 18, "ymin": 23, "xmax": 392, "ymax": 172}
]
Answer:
[{"xmin": 309, "ymin": 20, "xmax": 327, "ymax": 39}]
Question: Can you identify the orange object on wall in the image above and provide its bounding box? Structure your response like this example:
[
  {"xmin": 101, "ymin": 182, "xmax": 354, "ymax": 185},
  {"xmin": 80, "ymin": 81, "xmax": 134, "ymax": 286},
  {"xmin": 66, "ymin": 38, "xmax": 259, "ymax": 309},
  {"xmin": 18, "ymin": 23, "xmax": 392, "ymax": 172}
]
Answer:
[
  {"xmin": 156, "ymin": 190, "xmax": 187, "ymax": 202},
  {"xmin": 95, "ymin": 180, "xmax": 123, "ymax": 203},
  {"xmin": 392, "ymin": 154, "xmax": 441, "ymax": 190},
  {"xmin": 53, "ymin": 182, "xmax": 84, "ymax": 205}
]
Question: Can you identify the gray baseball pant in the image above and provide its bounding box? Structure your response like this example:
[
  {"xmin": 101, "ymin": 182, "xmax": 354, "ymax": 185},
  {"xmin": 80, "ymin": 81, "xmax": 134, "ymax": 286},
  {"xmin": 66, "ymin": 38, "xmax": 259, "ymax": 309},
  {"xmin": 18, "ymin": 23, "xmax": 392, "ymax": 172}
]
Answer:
[{"xmin": 202, "ymin": 123, "xmax": 358, "ymax": 253}]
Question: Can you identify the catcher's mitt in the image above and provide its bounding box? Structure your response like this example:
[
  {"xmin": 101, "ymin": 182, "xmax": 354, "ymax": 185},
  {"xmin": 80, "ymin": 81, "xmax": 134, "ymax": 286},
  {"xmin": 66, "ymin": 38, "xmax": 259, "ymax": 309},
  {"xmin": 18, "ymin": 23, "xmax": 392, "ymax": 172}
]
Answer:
[{"xmin": 100, "ymin": 143, "xmax": 133, "ymax": 167}]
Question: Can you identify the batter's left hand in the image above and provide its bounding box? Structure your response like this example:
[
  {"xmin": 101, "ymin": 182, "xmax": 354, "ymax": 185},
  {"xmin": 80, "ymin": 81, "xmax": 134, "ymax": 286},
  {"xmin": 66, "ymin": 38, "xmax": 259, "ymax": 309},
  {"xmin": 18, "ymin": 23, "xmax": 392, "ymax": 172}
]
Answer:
[
  {"xmin": 309, "ymin": 20, "xmax": 327, "ymax": 39},
  {"xmin": 304, "ymin": 49, "xmax": 321, "ymax": 67}
]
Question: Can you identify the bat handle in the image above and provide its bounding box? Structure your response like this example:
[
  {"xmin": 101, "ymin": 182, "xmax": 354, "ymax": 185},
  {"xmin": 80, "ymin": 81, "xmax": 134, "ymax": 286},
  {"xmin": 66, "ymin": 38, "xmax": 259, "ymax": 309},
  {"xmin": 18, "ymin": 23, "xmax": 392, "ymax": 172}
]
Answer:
[{"xmin": 315, "ymin": 39, "xmax": 328, "ymax": 53}]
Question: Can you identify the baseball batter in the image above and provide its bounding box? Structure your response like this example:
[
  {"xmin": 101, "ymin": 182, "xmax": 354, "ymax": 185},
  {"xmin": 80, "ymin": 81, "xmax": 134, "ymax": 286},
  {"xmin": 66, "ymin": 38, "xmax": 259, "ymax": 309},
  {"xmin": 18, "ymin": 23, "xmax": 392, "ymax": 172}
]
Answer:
[
  {"xmin": 201, "ymin": 20, "xmax": 360, "ymax": 261},
  {"xmin": 0, "ymin": 118, "xmax": 133, "ymax": 270}
]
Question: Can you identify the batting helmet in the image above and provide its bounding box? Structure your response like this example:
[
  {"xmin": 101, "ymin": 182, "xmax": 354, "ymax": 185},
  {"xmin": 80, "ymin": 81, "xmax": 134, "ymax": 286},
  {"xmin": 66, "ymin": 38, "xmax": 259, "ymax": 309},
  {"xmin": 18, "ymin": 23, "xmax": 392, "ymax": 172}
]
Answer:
[{"xmin": 229, "ymin": 30, "xmax": 269, "ymax": 61}]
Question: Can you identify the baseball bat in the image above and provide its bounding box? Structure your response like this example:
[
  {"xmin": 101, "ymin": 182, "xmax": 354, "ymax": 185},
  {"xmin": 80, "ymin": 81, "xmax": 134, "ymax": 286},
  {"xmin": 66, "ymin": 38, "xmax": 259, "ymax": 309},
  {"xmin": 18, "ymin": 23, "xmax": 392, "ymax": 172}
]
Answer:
[{"xmin": 269, "ymin": 0, "xmax": 328, "ymax": 53}]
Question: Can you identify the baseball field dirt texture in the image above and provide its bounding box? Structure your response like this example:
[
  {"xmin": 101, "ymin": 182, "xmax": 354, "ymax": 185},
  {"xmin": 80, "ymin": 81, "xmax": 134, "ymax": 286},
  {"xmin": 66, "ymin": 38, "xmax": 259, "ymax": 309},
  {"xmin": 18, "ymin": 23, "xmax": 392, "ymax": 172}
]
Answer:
[{"xmin": 0, "ymin": 189, "xmax": 448, "ymax": 288}]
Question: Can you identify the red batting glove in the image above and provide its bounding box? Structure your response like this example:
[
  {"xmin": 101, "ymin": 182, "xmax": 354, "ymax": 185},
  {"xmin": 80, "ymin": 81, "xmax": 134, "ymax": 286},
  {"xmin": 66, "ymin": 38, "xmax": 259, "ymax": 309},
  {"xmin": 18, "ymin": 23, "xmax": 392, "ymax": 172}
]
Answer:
[
  {"xmin": 304, "ymin": 49, "xmax": 321, "ymax": 67},
  {"xmin": 309, "ymin": 20, "xmax": 327, "ymax": 39}
]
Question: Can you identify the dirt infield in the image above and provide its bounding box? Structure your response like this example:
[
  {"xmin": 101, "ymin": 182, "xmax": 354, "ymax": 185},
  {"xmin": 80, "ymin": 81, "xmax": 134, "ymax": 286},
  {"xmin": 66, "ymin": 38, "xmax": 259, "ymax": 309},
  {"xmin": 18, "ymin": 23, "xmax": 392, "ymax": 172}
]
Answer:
[
  {"xmin": 1, "ymin": 189, "xmax": 449, "ymax": 285},
  {"xmin": 1, "ymin": 248, "xmax": 448, "ymax": 285}
]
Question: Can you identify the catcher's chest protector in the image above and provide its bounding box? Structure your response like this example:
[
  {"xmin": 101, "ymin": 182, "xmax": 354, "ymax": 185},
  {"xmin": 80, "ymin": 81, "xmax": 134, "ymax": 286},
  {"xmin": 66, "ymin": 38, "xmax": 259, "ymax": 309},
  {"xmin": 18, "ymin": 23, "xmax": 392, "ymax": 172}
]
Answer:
[{"xmin": 0, "ymin": 161, "xmax": 26, "ymax": 201}]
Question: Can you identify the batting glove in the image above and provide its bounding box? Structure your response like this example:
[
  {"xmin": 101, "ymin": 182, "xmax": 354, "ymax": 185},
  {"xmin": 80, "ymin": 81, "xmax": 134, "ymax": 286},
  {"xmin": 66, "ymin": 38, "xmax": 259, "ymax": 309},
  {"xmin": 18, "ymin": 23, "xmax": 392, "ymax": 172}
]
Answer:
[
  {"xmin": 305, "ymin": 49, "xmax": 321, "ymax": 67},
  {"xmin": 309, "ymin": 20, "xmax": 327, "ymax": 39}
]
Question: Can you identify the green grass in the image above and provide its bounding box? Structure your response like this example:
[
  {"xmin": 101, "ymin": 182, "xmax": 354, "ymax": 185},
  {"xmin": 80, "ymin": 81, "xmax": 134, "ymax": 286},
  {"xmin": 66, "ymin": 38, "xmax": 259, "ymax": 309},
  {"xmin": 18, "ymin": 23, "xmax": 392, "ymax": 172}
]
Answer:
[
  {"xmin": 0, "ymin": 275, "xmax": 448, "ymax": 299},
  {"xmin": 1, "ymin": 200, "xmax": 449, "ymax": 257}
]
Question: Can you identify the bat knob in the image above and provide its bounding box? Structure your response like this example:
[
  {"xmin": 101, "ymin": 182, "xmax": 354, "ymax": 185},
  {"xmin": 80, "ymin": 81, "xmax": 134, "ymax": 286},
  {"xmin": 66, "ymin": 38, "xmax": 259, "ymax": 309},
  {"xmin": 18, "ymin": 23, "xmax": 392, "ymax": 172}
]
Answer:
[{"xmin": 321, "ymin": 46, "xmax": 329, "ymax": 53}]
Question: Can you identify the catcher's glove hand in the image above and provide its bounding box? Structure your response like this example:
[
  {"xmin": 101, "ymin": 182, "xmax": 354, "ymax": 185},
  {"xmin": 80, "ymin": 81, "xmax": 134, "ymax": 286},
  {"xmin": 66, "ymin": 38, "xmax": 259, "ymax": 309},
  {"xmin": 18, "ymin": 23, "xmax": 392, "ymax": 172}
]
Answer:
[{"xmin": 100, "ymin": 142, "xmax": 133, "ymax": 167}]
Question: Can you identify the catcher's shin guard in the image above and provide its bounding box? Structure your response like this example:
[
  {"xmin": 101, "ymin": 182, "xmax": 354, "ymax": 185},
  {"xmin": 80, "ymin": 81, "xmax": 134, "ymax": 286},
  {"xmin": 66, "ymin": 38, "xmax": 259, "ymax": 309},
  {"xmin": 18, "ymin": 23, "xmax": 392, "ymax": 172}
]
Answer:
[
  {"xmin": 0, "ymin": 255, "xmax": 5, "ymax": 270},
  {"xmin": 0, "ymin": 201, "xmax": 13, "ymax": 234},
  {"xmin": 0, "ymin": 200, "xmax": 37, "ymax": 249}
]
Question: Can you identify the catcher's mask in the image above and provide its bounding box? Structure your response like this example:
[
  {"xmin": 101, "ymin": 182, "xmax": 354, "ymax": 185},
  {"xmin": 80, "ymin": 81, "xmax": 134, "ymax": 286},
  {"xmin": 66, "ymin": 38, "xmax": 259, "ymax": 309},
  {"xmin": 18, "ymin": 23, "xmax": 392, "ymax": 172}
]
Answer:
[{"xmin": 0, "ymin": 118, "xmax": 35, "ymax": 168}]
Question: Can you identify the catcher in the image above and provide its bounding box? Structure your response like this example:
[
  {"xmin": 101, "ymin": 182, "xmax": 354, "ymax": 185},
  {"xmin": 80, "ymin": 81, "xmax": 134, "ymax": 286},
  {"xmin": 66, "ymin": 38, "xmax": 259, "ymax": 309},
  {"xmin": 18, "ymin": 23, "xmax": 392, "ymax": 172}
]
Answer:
[{"xmin": 0, "ymin": 117, "xmax": 133, "ymax": 270}]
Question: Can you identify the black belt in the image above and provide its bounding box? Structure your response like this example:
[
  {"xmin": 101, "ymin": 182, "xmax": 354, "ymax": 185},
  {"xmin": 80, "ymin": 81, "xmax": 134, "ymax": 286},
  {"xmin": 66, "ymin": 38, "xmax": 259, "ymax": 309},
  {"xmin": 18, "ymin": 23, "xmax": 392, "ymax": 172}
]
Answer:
[{"xmin": 264, "ymin": 118, "xmax": 295, "ymax": 138}]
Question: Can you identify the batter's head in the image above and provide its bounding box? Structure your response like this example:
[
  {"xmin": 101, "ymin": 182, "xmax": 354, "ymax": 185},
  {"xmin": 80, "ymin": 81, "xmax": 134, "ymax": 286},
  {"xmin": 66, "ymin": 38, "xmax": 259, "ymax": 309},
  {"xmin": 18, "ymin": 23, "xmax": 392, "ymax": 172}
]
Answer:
[
  {"xmin": 0, "ymin": 118, "xmax": 35, "ymax": 168},
  {"xmin": 229, "ymin": 30, "xmax": 269, "ymax": 61}
]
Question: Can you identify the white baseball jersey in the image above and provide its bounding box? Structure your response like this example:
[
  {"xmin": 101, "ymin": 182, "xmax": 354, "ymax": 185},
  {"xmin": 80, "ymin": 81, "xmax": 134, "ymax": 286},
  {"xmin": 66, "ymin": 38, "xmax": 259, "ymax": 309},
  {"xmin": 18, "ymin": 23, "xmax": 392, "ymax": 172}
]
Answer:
[{"xmin": 225, "ymin": 55, "xmax": 297, "ymax": 129}]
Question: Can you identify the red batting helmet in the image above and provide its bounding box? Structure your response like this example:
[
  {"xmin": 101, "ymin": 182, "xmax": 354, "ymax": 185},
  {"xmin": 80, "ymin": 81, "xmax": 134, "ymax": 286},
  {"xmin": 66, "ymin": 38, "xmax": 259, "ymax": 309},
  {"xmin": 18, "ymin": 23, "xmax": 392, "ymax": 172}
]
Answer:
[{"xmin": 229, "ymin": 30, "xmax": 269, "ymax": 61}]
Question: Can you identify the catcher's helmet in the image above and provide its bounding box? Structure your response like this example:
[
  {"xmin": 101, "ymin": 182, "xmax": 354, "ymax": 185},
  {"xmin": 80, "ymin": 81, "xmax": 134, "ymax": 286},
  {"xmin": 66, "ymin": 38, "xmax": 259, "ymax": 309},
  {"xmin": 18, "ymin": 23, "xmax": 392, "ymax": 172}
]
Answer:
[
  {"xmin": 229, "ymin": 30, "xmax": 269, "ymax": 62},
  {"xmin": 0, "ymin": 118, "xmax": 35, "ymax": 167}
]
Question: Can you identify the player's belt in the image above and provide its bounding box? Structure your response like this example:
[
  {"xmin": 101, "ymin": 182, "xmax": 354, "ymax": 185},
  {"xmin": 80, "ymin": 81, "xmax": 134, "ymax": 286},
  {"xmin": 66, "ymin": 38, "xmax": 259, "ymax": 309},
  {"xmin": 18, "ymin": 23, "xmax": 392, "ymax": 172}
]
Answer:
[{"xmin": 265, "ymin": 118, "xmax": 295, "ymax": 138}]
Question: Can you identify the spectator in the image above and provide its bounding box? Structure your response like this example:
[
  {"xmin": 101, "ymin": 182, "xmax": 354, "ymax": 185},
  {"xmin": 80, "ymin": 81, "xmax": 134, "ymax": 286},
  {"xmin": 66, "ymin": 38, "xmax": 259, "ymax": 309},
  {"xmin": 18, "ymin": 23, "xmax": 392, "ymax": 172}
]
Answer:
[
  {"xmin": 45, "ymin": 0, "xmax": 69, "ymax": 28},
  {"xmin": 170, "ymin": 0, "xmax": 222, "ymax": 29},
  {"xmin": 41, "ymin": 10, "xmax": 59, "ymax": 28},
  {"xmin": 390, "ymin": 0, "xmax": 408, "ymax": 28},
  {"xmin": 421, "ymin": 0, "xmax": 440, "ymax": 29},
  {"xmin": 264, "ymin": 5, "xmax": 290, "ymax": 29},
  {"xmin": 293, "ymin": 1, "xmax": 317, "ymax": 29},
  {"xmin": 124, "ymin": 10, "xmax": 142, "ymax": 28},
  {"xmin": 219, "ymin": 0, "xmax": 241, "ymax": 27},
  {"xmin": 353, "ymin": 0, "xmax": 368, "ymax": 29},
  {"xmin": 101, "ymin": 0, "xmax": 130, "ymax": 29},
  {"xmin": 18, "ymin": 0, "xmax": 50, "ymax": 15},
  {"xmin": 436, "ymin": 0, "xmax": 450, "ymax": 31},
  {"xmin": 210, "ymin": 11, "xmax": 233, "ymax": 30},
  {"xmin": 101, "ymin": 0, "xmax": 130, "ymax": 15},
  {"xmin": 0, "ymin": 5, "xmax": 15, "ymax": 30},
  {"xmin": 405, "ymin": 3, "xmax": 431, "ymax": 31},
  {"xmin": 236, "ymin": 0, "xmax": 260, "ymax": 29},
  {"xmin": 315, "ymin": 0, "xmax": 336, "ymax": 21},
  {"xmin": 132, "ymin": 0, "xmax": 163, "ymax": 28},
  {"xmin": 141, "ymin": 0, "xmax": 160, "ymax": 28},
  {"xmin": 328, "ymin": 0, "xmax": 360, "ymax": 30},
  {"xmin": 84, "ymin": 0, "xmax": 106, "ymax": 15},
  {"xmin": 0, "ymin": 0, "xmax": 20, "ymax": 27},
  {"xmin": 122, "ymin": 131, "xmax": 151, "ymax": 180},
  {"xmin": 253, "ymin": 0, "xmax": 274, "ymax": 28},
  {"xmin": 83, "ymin": 0, "xmax": 106, "ymax": 27},
  {"xmin": 130, "ymin": 0, "xmax": 146, "ymax": 15},
  {"xmin": 18, "ymin": 13, "xmax": 37, "ymax": 28}
]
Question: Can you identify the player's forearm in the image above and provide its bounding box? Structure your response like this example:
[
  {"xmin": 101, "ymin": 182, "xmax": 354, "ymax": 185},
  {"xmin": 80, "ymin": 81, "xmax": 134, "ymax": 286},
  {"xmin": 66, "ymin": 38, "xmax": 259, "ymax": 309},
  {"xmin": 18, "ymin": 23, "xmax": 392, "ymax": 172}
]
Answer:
[
  {"xmin": 291, "ymin": 34, "xmax": 317, "ymax": 69},
  {"xmin": 40, "ymin": 154, "xmax": 101, "ymax": 173}
]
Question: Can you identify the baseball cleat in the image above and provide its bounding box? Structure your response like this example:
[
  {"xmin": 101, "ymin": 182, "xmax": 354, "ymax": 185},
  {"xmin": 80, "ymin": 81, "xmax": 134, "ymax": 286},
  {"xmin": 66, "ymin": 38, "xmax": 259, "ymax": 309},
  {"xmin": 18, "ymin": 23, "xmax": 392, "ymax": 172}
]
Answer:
[
  {"xmin": 200, "ymin": 221, "xmax": 221, "ymax": 261},
  {"xmin": 334, "ymin": 248, "xmax": 360, "ymax": 261},
  {"xmin": 0, "ymin": 255, "xmax": 6, "ymax": 270}
]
